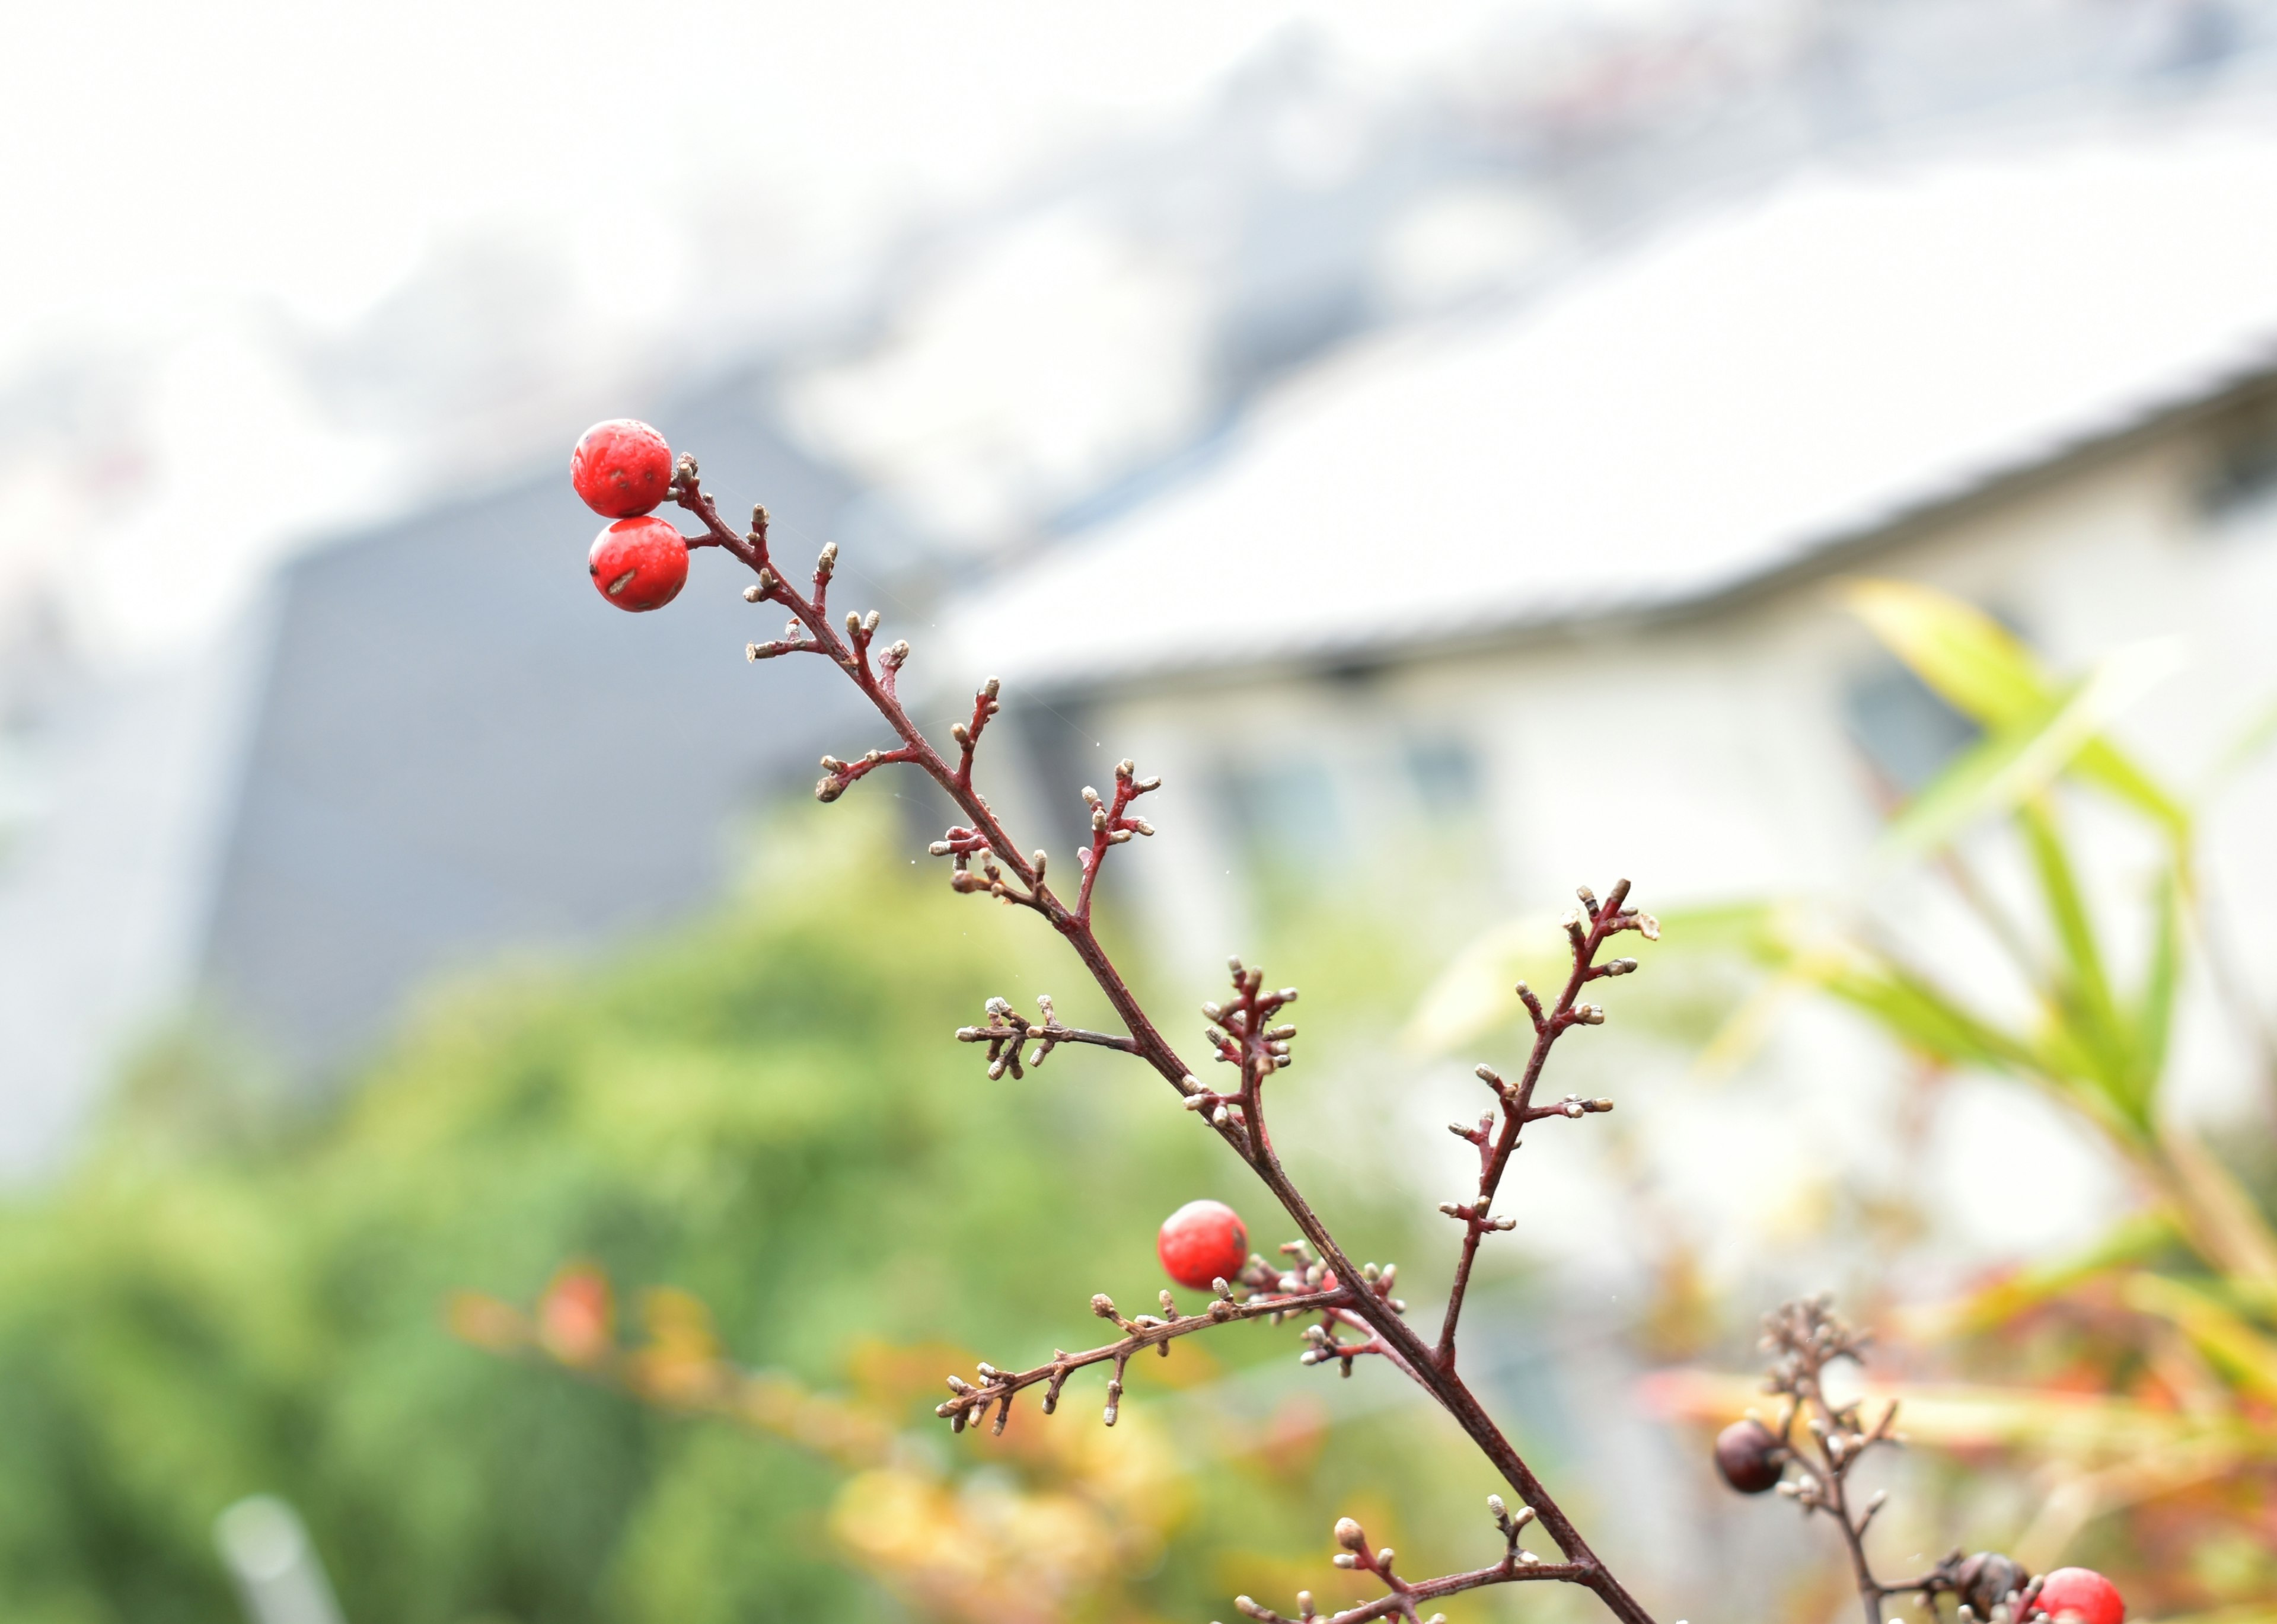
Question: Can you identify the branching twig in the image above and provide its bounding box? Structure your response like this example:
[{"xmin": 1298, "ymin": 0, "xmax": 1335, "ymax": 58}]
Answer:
[
  {"xmin": 955, "ymin": 993, "xmax": 1140, "ymax": 1081},
  {"xmin": 1436, "ymin": 882, "xmax": 1651, "ymax": 1371},
  {"xmin": 939, "ymin": 1241, "xmax": 1421, "ymax": 1439},
  {"xmin": 659, "ymin": 454, "xmax": 1663, "ymax": 1624},
  {"xmin": 1223, "ymin": 1500, "xmax": 1583, "ymax": 1624},
  {"xmin": 1749, "ymin": 1297, "xmax": 2011, "ymax": 1624},
  {"xmin": 936, "ymin": 1280, "xmax": 1346, "ymax": 1434},
  {"xmin": 1076, "ymin": 758, "xmax": 1159, "ymax": 922}
]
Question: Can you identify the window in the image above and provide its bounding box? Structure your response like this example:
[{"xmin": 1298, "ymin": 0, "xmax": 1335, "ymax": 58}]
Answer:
[
  {"xmin": 1403, "ymin": 735, "xmax": 1481, "ymax": 817},
  {"xmin": 1844, "ymin": 661, "xmax": 1979, "ymax": 793},
  {"xmin": 1214, "ymin": 755, "xmax": 1344, "ymax": 870},
  {"xmin": 2199, "ymin": 404, "xmax": 2277, "ymax": 534}
]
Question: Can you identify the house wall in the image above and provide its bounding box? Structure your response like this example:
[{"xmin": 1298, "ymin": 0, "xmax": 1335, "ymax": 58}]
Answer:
[
  {"xmin": 975, "ymin": 398, "xmax": 2277, "ymax": 1330},
  {"xmin": 1057, "ymin": 399, "xmax": 2277, "ymax": 985}
]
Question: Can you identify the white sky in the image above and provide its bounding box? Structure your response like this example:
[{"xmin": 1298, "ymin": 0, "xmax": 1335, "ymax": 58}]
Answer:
[
  {"xmin": 14, "ymin": 0, "xmax": 1723, "ymax": 662},
  {"xmin": 2, "ymin": 0, "xmax": 1601, "ymax": 356}
]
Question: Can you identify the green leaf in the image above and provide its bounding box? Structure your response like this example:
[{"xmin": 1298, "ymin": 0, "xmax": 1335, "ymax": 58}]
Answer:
[
  {"xmin": 2075, "ymin": 737, "xmax": 2192, "ymax": 844},
  {"xmin": 2123, "ymin": 1272, "xmax": 2277, "ymax": 1403},
  {"xmin": 1914, "ymin": 1209, "xmax": 2182, "ymax": 1338},
  {"xmin": 1877, "ymin": 639, "xmax": 2184, "ymax": 860},
  {"xmin": 1845, "ymin": 579, "xmax": 2048, "ymax": 726},
  {"xmin": 2132, "ymin": 866, "xmax": 2182, "ymax": 1112},
  {"xmin": 1819, "ymin": 959, "xmax": 2034, "ymax": 1076},
  {"xmin": 2018, "ymin": 802, "xmax": 2125, "ymax": 1046},
  {"xmin": 1847, "ymin": 579, "xmax": 2189, "ymax": 844}
]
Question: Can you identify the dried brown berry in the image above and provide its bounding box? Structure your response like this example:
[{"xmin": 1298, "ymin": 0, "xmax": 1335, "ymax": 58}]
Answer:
[
  {"xmin": 1712, "ymin": 1417, "xmax": 1784, "ymax": 1494},
  {"xmin": 1956, "ymin": 1552, "xmax": 2030, "ymax": 1618}
]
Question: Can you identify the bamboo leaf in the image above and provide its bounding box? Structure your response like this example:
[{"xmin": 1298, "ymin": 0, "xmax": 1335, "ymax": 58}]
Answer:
[
  {"xmin": 2132, "ymin": 867, "xmax": 2182, "ymax": 1111},
  {"xmin": 1847, "ymin": 579, "xmax": 2188, "ymax": 841},
  {"xmin": 2153, "ymin": 1126, "xmax": 2277, "ymax": 1287},
  {"xmin": 2122, "ymin": 1272, "xmax": 2277, "ymax": 1403},
  {"xmin": 1877, "ymin": 640, "xmax": 2184, "ymax": 860},
  {"xmin": 1637, "ymin": 1365, "xmax": 2269, "ymax": 1459},
  {"xmin": 1845, "ymin": 579, "xmax": 2049, "ymax": 726},
  {"xmin": 1902, "ymin": 1210, "xmax": 2182, "ymax": 1339},
  {"xmin": 2074, "ymin": 736, "xmax": 2192, "ymax": 843},
  {"xmin": 2017, "ymin": 799, "xmax": 2138, "ymax": 1124},
  {"xmin": 1820, "ymin": 959, "xmax": 2034, "ymax": 1075}
]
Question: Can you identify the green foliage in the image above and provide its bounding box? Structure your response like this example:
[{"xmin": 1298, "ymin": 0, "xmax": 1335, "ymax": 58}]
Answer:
[
  {"xmin": 1728, "ymin": 583, "xmax": 2277, "ymax": 1610},
  {"xmin": 0, "ymin": 811, "xmax": 1503, "ymax": 1624}
]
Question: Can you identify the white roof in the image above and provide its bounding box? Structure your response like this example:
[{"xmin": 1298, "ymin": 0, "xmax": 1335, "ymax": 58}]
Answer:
[{"xmin": 942, "ymin": 125, "xmax": 2277, "ymax": 692}]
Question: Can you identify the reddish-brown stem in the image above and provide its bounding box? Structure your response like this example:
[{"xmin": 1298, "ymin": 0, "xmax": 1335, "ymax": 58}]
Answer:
[
  {"xmin": 1075, "ymin": 766, "xmax": 1157, "ymax": 923},
  {"xmin": 670, "ymin": 470, "xmax": 1660, "ymax": 1624},
  {"xmin": 935, "ymin": 1282, "xmax": 1361, "ymax": 1430},
  {"xmin": 1756, "ymin": 1299, "xmax": 1948, "ymax": 1624},
  {"xmin": 952, "ymin": 682, "xmax": 998, "ymax": 793},
  {"xmin": 1436, "ymin": 887, "xmax": 1645, "ymax": 1371},
  {"xmin": 1240, "ymin": 1521, "xmax": 1589, "ymax": 1624}
]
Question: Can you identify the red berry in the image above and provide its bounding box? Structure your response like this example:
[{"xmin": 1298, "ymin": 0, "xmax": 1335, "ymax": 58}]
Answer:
[
  {"xmin": 1713, "ymin": 1418, "xmax": 1785, "ymax": 1494},
  {"xmin": 2030, "ymin": 1568, "xmax": 2124, "ymax": 1624},
  {"xmin": 572, "ymin": 419, "xmax": 674, "ymax": 518},
  {"xmin": 589, "ymin": 516, "xmax": 689, "ymax": 611},
  {"xmin": 1157, "ymin": 1199, "xmax": 1248, "ymax": 1290},
  {"xmin": 538, "ymin": 1265, "xmax": 613, "ymax": 1365}
]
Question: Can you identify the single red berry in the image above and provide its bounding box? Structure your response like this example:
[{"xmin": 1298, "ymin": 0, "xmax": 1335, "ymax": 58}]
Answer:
[
  {"xmin": 2030, "ymin": 1568, "xmax": 2124, "ymax": 1624},
  {"xmin": 1158, "ymin": 1199, "xmax": 1248, "ymax": 1290},
  {"xmin": 1713, "ymin": 1418, "xmax": 1785, "ymax": 1494},
  {"xmin": 572, "ymin": 419, "xmax": 675, "ymax": 518},
  {"xmin": 588, "ymin": 516, "xmax": 689, "ymax": 611},
  {"xmin": 538, "ymin": 1265, "xmax": 613, "ymax": 1365}
]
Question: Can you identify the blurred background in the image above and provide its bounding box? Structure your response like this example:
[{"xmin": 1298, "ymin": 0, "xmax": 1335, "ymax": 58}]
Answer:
[{"xmin": 7, "ymin": 1, "xmax": 2277, "ymax": 1620}]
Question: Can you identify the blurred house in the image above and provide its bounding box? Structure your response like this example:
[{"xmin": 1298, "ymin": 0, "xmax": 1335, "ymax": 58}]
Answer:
[
  {"xmin": 7, "ymin": 2, "xmax": 2277, "ymax": 1184},
  {"xmin": 946, "ymin": 125, "xmax": 2277, "ymax": 1063}
]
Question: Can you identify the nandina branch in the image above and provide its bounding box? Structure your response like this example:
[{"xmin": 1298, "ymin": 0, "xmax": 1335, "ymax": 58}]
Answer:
[
  {"xmin": 1181, "ymin": 958, "xmax": 1302, "ymax": 1163},
  {"xmin": 1234, "ymin": 1555, "xmax": 1587, "ymax": 1624},
  {"xmin": 816, "ymin": 746, "xmax": 922, "ymax": 802},
  {"xmin": 936, "ymin": 1280, "xmax": 1355, "ymax": 1434},
  {"xmin": 951, "ymin": 679, "xmax": 999, "ymax": 792},
  {"xmin": 1434, "ymin": 882, "xmax": 1652, "ymax": 1371},
  {"xmin": 956, "ymin": 993, "xmax": 1139, "ymax": 1080},
  {"xmin": 1231, "ymin": 1501, "xmax": 1579, "ymax": 1624},
  {"xmin": 660, "ymin": 456, "xmax": 1662, "ymax": 1624},
  {"xmin": 1076, "ymin": 759, "xmax": 1159, "ymax": 921},
  {"xmin": 1752, "ymin": 1297, "xmax": 1976, "ymax": 1624}
]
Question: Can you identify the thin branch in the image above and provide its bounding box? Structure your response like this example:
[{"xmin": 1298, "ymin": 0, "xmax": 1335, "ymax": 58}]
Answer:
[
  {"xmin": 1076, "ymin": 759, "xmax": 1159, "ymax": 923},
  {"xmin": 1757, "ymin": 1297, "xmax": 1958, "ymax": 1624},
  {"xmin": 951, "ymin": 679, "xmax": 1000, "ymax": 793},
  {"xmin": 1227, "ymin": 1501, "xmax": 1580, "ymax": 1624},
  {"xmin": 1436, "ymin": 882, "xmax": 1651, "ymax": 1371},
  {"xmin": 935, "ymin": 1281, "xmax": 1352, "ymax": 1432},
  {"xmin": 664, "ymin": 459, "xmax": 1663, "ymax": 1624},
  {"xmin": 955, "ymin": 993, "xmax": 1139, "ymax": 1081}
]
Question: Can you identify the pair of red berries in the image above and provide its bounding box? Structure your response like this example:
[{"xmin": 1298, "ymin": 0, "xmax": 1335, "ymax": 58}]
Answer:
[
  {"xmin": 572, "ymin": 419, "xmax": 688, "ymax": 611},
  {"xmin": 1713, "ymin": 1421, "xmax": 2123, "ymax": 1622}
]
